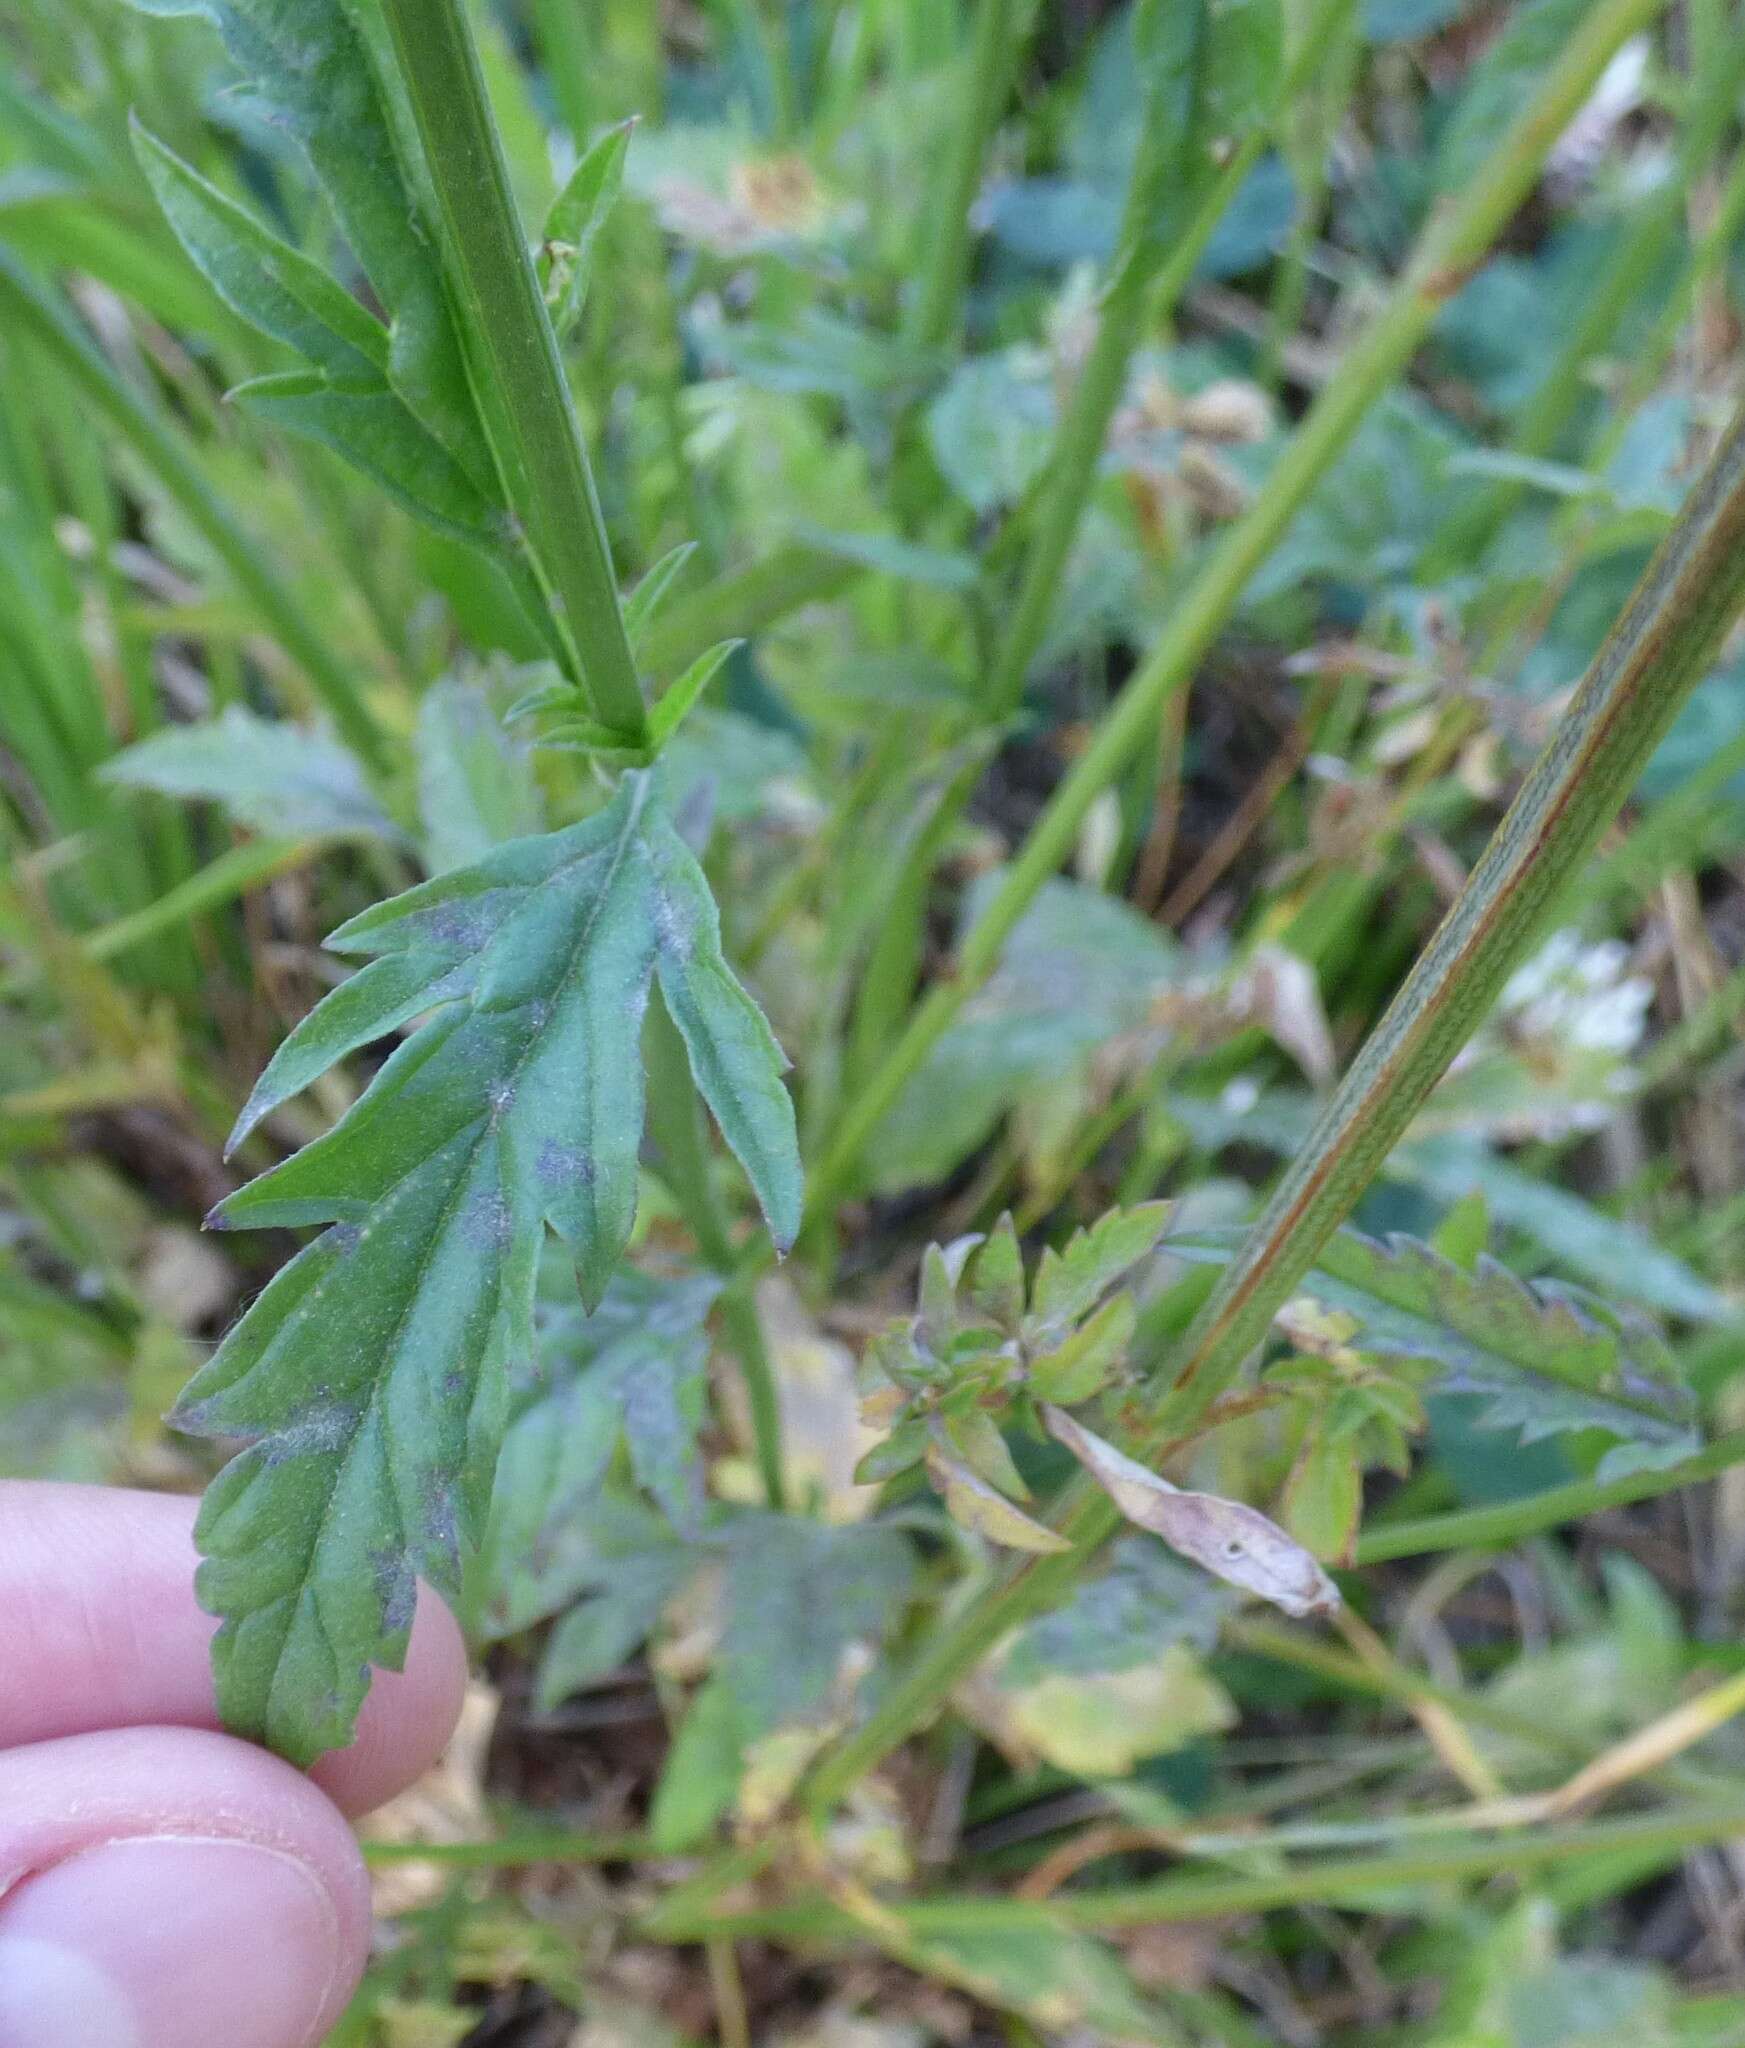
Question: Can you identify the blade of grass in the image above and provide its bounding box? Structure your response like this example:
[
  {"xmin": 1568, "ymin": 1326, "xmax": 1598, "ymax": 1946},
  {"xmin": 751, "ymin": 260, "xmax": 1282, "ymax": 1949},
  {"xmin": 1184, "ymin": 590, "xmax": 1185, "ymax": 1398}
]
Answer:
[
  {"xmin": 1354, "ymin": 1427, "xmax": 1745, "ymax": 1563},
  {"xmin": 905, "ymin": 0, "xmax": 1023, "ymax": 352},
  {"xmin": 651, "ymin": 1798, "xmax": 1745, "ymax": 1940},
  {"xmin": 0, "ymin": 252, "xmax": 390, "ymax": 775}
]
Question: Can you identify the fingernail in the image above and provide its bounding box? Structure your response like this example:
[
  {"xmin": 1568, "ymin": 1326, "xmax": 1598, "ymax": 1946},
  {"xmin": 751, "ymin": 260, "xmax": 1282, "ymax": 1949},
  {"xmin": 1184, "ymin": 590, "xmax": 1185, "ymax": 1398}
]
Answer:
[{"xmin": 0, "ymin": 1836, "xmax": 340, "ymax": 2048}]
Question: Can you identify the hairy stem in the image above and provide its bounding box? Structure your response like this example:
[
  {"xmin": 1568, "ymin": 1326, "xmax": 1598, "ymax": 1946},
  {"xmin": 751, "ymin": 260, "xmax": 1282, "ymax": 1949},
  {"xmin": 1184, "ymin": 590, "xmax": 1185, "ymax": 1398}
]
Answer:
[{"xmin": 379, "ymin": 0, "xmax": 647, "ymax": 740}]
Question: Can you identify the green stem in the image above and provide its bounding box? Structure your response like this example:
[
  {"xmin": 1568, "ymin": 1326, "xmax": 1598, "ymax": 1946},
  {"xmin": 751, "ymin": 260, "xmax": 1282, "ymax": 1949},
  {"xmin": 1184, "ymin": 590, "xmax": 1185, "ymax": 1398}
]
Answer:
[
  {"xmin": 807, "ymin": 0, "xmax": 1661, "ymax": 1226},
  {"xmin": 905, "ymin": 0, "xmax": 1022, "ymax": 351},
  {"xmin": 654, "ymin": 1799, "xmax": 1745, "ymax": 1941},
  {"xmin": 378, "ymin": 0, "xmax": 646, "ymax": 742},
  {"xmin": 1149, "ymin": 387, "xmax": 1745, "ymax": 1446},
  {"xmin": 1354, "ymin": 1428, "xmax": 1745, "ymax": 1564},
  {"xmin": 362, "ymin": 1827, "xmax": 648, "ymax": 1869},
  {"xmin": 981, "ymin": 0, "xmax": 1220, "ymax": 720},
  {"xmin": 0, "ymin": 254, "xmax": 389, "ymax": 775}
]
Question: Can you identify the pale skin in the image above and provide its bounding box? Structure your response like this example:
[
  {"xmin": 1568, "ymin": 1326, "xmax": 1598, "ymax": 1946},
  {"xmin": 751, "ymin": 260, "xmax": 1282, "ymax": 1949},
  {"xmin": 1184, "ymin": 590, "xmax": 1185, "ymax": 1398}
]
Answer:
[{"xmin": 0, "ymin": 1482, "xmax": 467, "ymax": 2048}]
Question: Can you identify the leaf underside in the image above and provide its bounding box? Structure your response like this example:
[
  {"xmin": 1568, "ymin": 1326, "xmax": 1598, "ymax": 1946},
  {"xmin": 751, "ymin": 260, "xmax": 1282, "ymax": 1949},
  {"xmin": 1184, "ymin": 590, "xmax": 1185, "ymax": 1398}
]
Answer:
[{"xmin": 176, "ymin": 775, "xmax": 799, "ymax": 1762}]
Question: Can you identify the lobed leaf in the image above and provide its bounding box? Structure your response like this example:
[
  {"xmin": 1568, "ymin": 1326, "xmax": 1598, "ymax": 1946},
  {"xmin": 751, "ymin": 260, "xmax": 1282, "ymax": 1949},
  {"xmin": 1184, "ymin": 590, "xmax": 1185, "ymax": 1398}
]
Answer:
[
  {"xmin": 176, "ymin": 776, "xmax": 799, "ymax": 1761},
  {"xmin": 1301, "ymin": 1229, "xmax": 1699, "ymax": 1469}
]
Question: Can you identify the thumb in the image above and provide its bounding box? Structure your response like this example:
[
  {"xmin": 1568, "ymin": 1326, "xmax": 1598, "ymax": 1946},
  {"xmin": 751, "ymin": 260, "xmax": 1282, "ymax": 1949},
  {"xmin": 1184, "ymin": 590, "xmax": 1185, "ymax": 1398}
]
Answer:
[{"xmin": 0, "ymin": 1727, "xmax": 370, "ymax": 2048}]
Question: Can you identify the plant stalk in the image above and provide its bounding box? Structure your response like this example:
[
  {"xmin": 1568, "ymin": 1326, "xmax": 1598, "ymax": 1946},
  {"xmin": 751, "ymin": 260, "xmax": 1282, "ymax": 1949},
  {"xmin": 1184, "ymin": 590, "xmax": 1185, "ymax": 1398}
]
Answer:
[
  {"xmin": 906, "ymin": 0, "xmax": 1022, "ymax": 352},
  {"xmin": 378, "ymin": 0, "xmax": 647, "ymax": 741}
]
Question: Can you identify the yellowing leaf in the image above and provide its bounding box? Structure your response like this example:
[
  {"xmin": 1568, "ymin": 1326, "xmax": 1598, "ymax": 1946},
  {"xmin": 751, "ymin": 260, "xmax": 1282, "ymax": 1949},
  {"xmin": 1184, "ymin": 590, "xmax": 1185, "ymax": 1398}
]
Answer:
[{"xmin": 927, "ymin": 1443, "xmax": 1072, "ymax": 1553}]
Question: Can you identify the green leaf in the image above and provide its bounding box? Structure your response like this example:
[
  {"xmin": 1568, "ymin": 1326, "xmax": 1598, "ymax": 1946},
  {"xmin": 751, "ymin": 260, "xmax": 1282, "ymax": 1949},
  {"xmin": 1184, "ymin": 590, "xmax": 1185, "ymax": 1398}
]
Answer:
[
  {"xmin": 130, "ymin": 0, "xmax": 494, "ymax": 490},
  {"xmin": 1434, "ymin": 0, "xmax": 1598, "ymax": 194},
  {"xmin": 1280, "ymin": 1423, "xmax": 1363, "ymax": 1564},
  {"xmin": 1004, "ymin": 1536, "xmax": 1235, "ymax": 1684},
  {"xmin": 652, "ymin": 1514, "xmax": 916, "ymax": 1848},
  {"xmin": 852, "ymin": 1414, "xmax": 930, "ymax": 1484},
  {"xmin": 541, "ymin": 118, "xmax": 633, "ymax": 341},
  {"xmin": 1203, "ymin": 0, "xmax": 1285, "ymax": 141},
  {"xmin": 646, "ymin": 639, "xmax": 740, "ymax": 753},
  {"xmin": 1027, "ymin": 1289, "xmax": 1134, "ymax": 1403},
  {"xmin": 1029, "ymin": 1202, "xmax": 1172, "ymax": 1332},
  {"xmin": 964, "ymin": 1212, "xmax": 1025, "ymax": 1331},
  {"xmin": 175, "ymin": 775, "xmax": 799, "ymax": 1762},
  {"xmin": 230, "ymin": 371, "xmax": 504, "ymax": 543},
  {"xmin": 414, "ymin": 675, "xmax": 545, "ymax": 873},
  {"xmin": 102, "ymin": 707, "xmax": 394, "ymax": 841},
  {"xmin": 902, "ymin": 1926, "xmax": 1191, "ymax": 2043},
  {"xmin": 1302, "ymin": 1230, "xmax": 1699, "ymax": 1470},
  {"xmin": 944, "ymin": 1408, "xmax": 1032, "ymax": 1502},
  {"xmin": 623, "ymin": 540, "xmax": 701, "ymax": 649},
  {"xmin": 650, "ymin": 1671, "xmax": 746, "ymax": 1852},
  {"xmin": 1431, "ymin": 1187, "xmax": 1490, "ymax": 1270},
  {"xmin": 486, "ymin": 1264, "xmax": 721, "ymax": 1607},
  {"xmin": 130, "ymin": 117, "xmax": 387, "ymax": 380},
  {"xmin": 924, "ymin": 351, "xmax": 1056, "ymax": 515}
]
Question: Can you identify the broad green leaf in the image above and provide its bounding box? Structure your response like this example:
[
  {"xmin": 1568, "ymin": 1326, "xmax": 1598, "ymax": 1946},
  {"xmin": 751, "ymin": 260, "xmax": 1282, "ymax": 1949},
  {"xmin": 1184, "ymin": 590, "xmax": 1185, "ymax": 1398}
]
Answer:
[
  {"xmin": 482, "ymin": 1264, "xmax": 721, "ymax": 1625},
  {"xmin": 230, "ymin": 371, "xmax": 504, "ymax": 542},
  {"xmin": 541, "ymin": 118, "xmax": 633, "ymax": 341},
  {"xmin": 868, "ymin": 876, "xmax": 1184, "ymax": 1193},
  {"xmin": 1001, "ymin": 1648, "xmax": 1234, "ymax": 1776},
  {"xmin": 175, "ymin": 775, "xmax": 799, "ymax": 1762},
  {"xmin": 489, "ymin": 1479, "xmax": 694, "ymax": 1705},
  {"xmin": 1004, "ymin": 1537, "xmax": 1234, "ymax": 1684},
  {"xmin": 414, "ymin": 675, "xmax": 544, "ymax": 872},
  {"xmin": 1302, "ymin": 1230, "xmax": 1699, "ymax": 1471},
  {"xmin": 652, "ymin": 1514, "xmax": 915, "ymax": 1848},
  {"xmin": 130, "ymin": 0, "xmax": 493, "ymax": 488},
  {"xmin": 924, "ymin": 351, "xmax": 1056, "ymax": 515},
  {"xmin": 130, "ymin": 118, "xmax": 387, "ymax": 380},
  {"xmin": 102, "ymin": 706, "xmax": 394, "ymax": 841}
]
